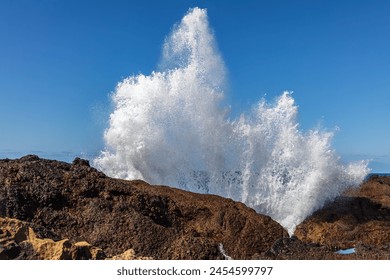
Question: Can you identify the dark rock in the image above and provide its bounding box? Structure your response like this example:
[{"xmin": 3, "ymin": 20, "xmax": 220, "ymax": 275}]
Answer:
[
  {"xmin": 0, "ymin": 156, "xmax": 286, "ymax": 259},
  {"xmin": 1, "ymin": 155, "xmax": 389, "ymax": 259},
  {"xmin": 72, "ymin": 157, "xmax": 90, "ymax": 167},
  {"xmin": 0, "ymin": 217, "xmax": 107, "ymax": 260},
  {"xmin": 295, "ymin": 175, "xmax": 390, "ymax": 259}
]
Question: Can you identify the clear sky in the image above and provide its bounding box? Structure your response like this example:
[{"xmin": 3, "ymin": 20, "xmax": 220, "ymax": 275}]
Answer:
[{"xmin": 0, "ymin": 0, "xmax": 389, "ymax": 172}]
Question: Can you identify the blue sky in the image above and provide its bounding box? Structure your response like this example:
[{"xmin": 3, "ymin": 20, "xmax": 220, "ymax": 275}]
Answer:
[{"xmin": 0, "ymin": 0, "xmax": 389, "ymax": 172}]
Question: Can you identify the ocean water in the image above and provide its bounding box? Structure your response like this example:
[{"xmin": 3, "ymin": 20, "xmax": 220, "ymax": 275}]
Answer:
[
  {"xmin": 336, "ymin": 248, "xmax": 356, "ymax": 255},
  {"xmin": 94, "ymin": 8, "xmax": 369, "ymax": 235}
]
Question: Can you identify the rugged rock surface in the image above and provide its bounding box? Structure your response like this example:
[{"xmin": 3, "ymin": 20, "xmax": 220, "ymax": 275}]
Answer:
[
  {"xmin": 0, "ymin": 155, "xmax": 286, "ymax": 260},
  {"xmin": 0, "ymin": 217, "xmax": 151, "ymax": 260},
  {"xmin": 294, "ymin": 175, "xmax": 390, "ymax": 259},
  {"xmin": 0, "ymin": 217, "xmax": 106, "ymax": 260},
  {"xmin": 1, "ymin": 155, "xmax": 389, "ymax": 259}
]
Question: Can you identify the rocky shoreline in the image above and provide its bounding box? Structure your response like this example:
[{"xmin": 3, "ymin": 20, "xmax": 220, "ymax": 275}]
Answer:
[{"xmin": 0, "ymin": 155, "xmax": 389, "ymax": 259}]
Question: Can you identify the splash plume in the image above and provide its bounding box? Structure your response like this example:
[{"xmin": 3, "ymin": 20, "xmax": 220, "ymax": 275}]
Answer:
[{"xmin": 94, "ymin": 8, "xmax": 369, "ymax": 235}]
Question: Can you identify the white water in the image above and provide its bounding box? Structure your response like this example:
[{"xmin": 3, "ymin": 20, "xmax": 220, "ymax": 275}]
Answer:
[{"xmin": 94, "ymin": 8, "xmax": 369, "ymax": 235}]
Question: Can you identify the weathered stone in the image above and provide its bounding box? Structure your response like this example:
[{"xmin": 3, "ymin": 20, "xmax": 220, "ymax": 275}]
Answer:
[
  {"xmin": 1, "ymin": 155, "xmax": 388, "ymax": 259},
  {"xmin": 294, "ymin": 176, "xmax": 390, "ymax": 259},
  {"xmin": 0, "ymin": 155, "xmax": 286, "ymax": 259},
  {"xmin": 0, "ymin": 217, "xmax": 107, "ymax": 260}
]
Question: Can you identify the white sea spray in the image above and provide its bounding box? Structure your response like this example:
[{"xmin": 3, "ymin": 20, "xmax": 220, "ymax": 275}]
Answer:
[{"xmin": 94, "ymin": 8, "xmax": 369, "ymax": 235}]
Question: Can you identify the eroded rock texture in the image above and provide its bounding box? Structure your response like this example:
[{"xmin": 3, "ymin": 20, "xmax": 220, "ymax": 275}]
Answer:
[{"xmin": 0, "ymin": 155, "xmax": 286, "ymax": 259}]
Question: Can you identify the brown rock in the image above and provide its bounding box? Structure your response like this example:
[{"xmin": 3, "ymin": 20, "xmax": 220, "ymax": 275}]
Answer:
[
  {"xmin": 0, "ymin": 155, "xmax": 286, "ymax": 259},
  {"xmin": 3, "ymin": 155, "xmax": 387, "ymax": 259},
  {"xmin": 0, "ymin": 217, "xmax": 106, "ymax": 260},
  {"xmin": 70, "ymin": 241, "xmax": 106, "ymax": 260},
  {"xmin": 295, "ymin": 175, "xmax": 390, "ymax": 259},
  {"xmin": 108, "ymin": 249, "xmax": 153, "ymax": 260}
]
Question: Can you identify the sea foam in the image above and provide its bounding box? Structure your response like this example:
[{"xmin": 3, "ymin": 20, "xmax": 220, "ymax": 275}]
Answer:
[{"xmin": 94, "ymin": 8, "xmax": 369, "ymax": 235}]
